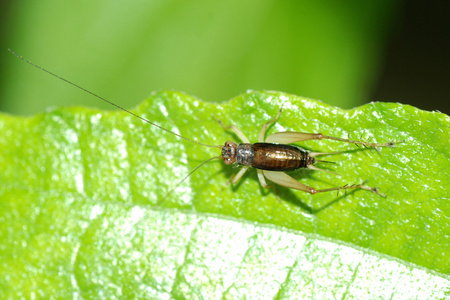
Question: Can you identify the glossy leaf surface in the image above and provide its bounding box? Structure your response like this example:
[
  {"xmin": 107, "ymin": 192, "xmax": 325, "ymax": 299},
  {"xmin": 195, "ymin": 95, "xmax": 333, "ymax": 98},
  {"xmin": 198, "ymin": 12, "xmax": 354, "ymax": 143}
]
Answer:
[{"xmin": 0, "ymin": 91, "xmax": 449, "ymax": 298}]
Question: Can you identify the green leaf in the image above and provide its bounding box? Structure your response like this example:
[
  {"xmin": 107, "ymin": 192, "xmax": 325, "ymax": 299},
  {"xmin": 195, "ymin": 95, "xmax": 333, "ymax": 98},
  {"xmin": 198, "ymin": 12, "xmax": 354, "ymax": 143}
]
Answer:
[{"xmin": 1, "ymin": 91, "xmax": 449, "ymax": 298}]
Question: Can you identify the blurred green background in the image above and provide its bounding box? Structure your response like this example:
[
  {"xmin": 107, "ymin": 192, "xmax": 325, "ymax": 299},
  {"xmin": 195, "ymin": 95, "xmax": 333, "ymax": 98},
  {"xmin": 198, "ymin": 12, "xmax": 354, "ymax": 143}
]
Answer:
[
  {"xmin": 0, "ymin": 0, "xmax": 448, "ymax": 115},
  {"xmin": 0, "ymin": 1, "xmax": 397, "ymax": 114}
]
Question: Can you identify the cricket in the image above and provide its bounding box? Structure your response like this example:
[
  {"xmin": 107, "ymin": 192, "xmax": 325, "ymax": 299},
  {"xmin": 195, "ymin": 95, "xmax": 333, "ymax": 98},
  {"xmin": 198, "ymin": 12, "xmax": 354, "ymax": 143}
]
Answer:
[{"xmin": 9, "ymin": 49, "xmax": 401, "ymax": 198}]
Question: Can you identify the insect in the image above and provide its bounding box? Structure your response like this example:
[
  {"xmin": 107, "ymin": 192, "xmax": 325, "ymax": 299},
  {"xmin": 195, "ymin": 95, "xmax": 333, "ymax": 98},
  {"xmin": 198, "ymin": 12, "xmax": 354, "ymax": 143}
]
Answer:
[
  {"xmin": 215, "ymin": 110, "xmax": 399, "ymax": 197},
  {"xmin": 9, "ymin": 49, "xmax": 400, "ymax": 198}
]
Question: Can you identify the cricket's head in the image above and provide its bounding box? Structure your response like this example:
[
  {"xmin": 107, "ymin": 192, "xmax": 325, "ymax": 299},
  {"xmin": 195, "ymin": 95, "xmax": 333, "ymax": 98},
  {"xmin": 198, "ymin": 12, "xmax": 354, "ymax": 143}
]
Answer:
[{"xmin": 221, "ymin": 141, "xmax": 237, "ymax": 165}]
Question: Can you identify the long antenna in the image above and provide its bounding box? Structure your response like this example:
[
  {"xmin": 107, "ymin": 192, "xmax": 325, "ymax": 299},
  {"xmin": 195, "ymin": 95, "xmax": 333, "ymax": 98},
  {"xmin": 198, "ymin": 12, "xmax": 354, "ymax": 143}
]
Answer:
[
  {"xmin": 8, "ymin": 49, "xmax": 222, "ymax": 149},
  {"xmin": 161, "ymin": 155, "xmax": 222, "ymax": 203}
]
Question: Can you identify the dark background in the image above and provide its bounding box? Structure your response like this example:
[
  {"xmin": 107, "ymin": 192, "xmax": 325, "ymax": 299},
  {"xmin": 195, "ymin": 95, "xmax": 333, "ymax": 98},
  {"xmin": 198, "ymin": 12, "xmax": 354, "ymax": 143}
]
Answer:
[{"xmin": 370, "ymin": 0, "xmax": 450, "ymax": 114}]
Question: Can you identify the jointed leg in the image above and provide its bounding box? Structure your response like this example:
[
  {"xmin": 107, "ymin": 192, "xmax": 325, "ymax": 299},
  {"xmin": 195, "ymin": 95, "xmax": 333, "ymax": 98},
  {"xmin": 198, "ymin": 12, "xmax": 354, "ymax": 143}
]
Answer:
[
  {"xmin": 257, "ymin": 169, "xmax": 269, "ymax": 188},
  {"xmin": 231, "ymin": 166, "xmax": 249, "ymax": 184},
  {"xmin": 265, "ymin": 132, "xmax": 401, "ymax": 148},
  {"xmin": 313, "ymin": 182, "xmax": 385, "ymax": 197},
  {"xmin": 258, "ymin": 109, "xmax": 283, "ymax": 143},
  {"xmin": 262, "ymin": 170, "xmax": 385, "ymax": 196},
  {"xmin": 258, "ymin": 169, "xmax": 280, "ymax": 199},
  {"xmin": 214, "ymin": 116, "xmax": 250, "ymax": 143}
]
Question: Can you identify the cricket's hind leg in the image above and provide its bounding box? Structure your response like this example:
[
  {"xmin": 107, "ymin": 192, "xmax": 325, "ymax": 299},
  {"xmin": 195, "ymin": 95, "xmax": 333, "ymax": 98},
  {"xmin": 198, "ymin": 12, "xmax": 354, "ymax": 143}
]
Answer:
[
  {"xmin": 262, "ymin": 170, "xmax": 385, "ymax": 197},
  {"xmin": 266, "ymin": 131, "xmax": 402, "ymax": 148}
]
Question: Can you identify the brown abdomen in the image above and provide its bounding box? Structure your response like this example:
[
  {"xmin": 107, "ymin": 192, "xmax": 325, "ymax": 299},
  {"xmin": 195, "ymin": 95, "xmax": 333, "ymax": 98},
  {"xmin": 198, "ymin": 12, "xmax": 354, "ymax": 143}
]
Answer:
[{"xmin": 251, "ymin": 143, "xmax": 309, "ymax": 171}]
